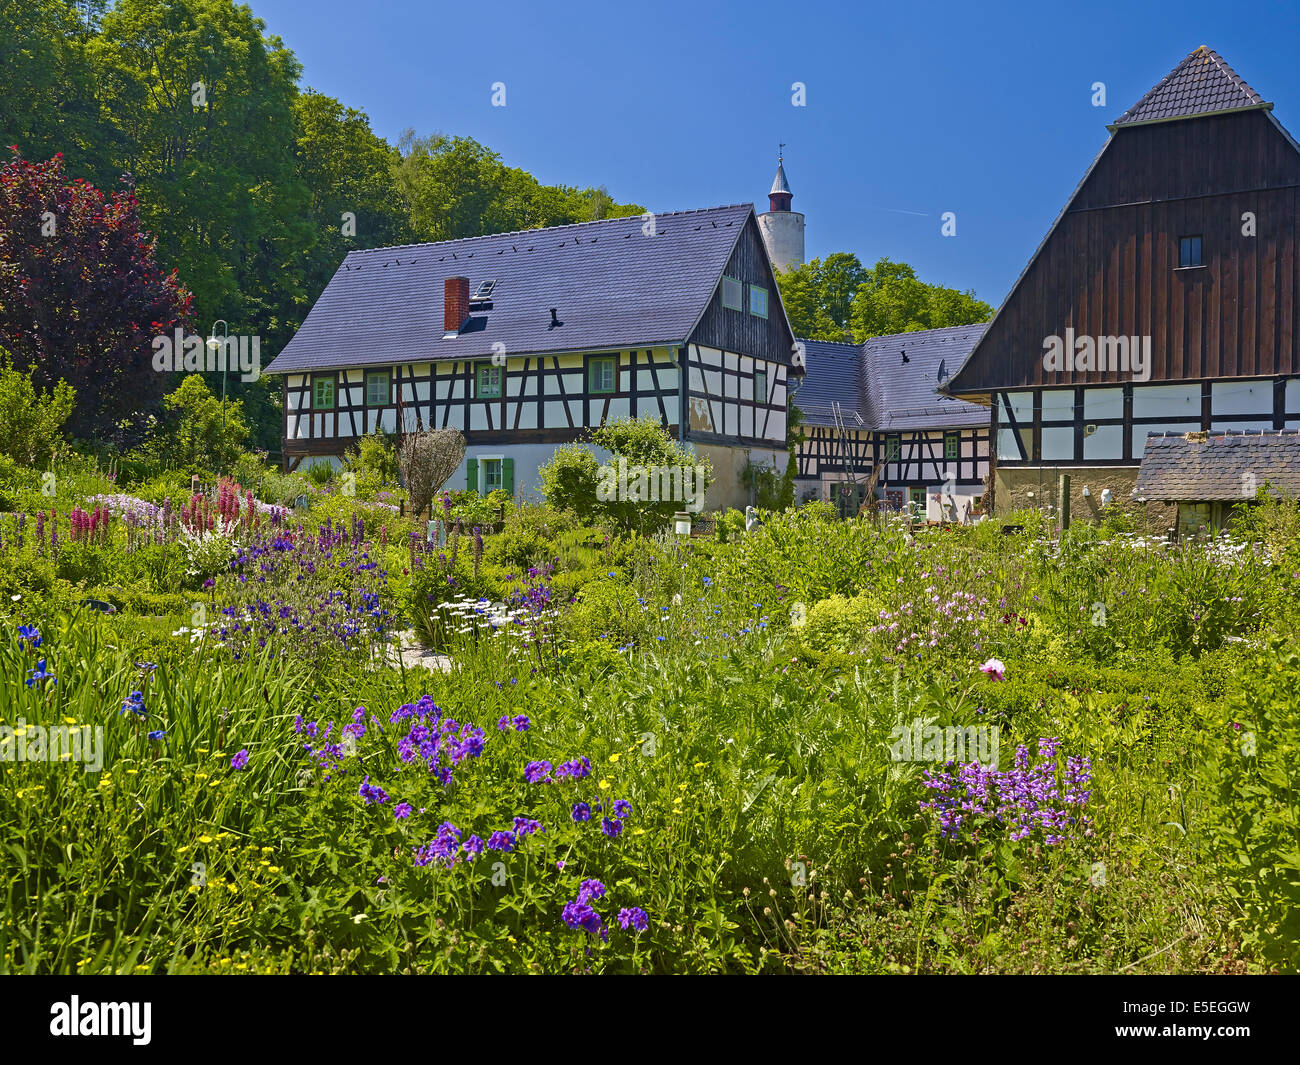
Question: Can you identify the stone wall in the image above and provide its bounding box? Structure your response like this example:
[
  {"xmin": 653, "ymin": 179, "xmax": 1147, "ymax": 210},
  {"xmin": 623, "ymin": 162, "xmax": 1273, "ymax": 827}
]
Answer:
[{"xmin": 994, "ymin": 465, "xmax": 1178, "ymax": 535}]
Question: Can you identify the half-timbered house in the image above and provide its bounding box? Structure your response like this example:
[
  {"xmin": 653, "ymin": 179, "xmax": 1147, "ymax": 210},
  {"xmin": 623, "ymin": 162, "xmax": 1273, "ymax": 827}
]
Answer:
[
  {"xmin": 943, "ymin": 46, "xmax": 1300, "ymax": 518},
  {"xmin": 794, "ymin": 324, "xmax": 991, "ymax": 519},
  {"xmin": 262, "ymin": 204, "xmax": 801, "ymax": 510}
]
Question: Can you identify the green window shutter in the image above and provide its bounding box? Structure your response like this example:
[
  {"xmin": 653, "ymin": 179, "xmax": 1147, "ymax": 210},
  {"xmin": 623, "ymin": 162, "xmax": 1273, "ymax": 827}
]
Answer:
[
  {"xmin": 502, "ymin": 457, "xmax": 514, "ymax": 495},
  {"xmin": 466, "ymin": 458, "xmax": 478, "ymax": 494}
]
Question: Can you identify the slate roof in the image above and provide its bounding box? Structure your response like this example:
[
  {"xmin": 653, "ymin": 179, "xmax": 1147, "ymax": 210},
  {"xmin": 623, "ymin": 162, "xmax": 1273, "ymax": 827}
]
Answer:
[
  {"xmin": 792, "ymin": 338, "xmax": 863, "ymax": 427},
  {"xmin": 263, "ymin": 204, "xmax": 755, "ymax": 375},
  {"xmin": 794, "ymin": 323, "xmax": 989, "ymax": 431},
  {"xmin": 1111, "ymin": 45, "xmax": 1268, "ymax": 129},
  {"xmin": 1134, "ymin": 430, "xmax": 1300, "ymax": 501},
  {"xmin": 863, "ymin": 323, "xmax": 990, "ymax": 431}
]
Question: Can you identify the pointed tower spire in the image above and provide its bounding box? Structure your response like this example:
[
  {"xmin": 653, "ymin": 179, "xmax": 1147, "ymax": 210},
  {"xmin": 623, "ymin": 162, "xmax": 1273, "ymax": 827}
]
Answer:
[
  {"xmin": 769, "ymin": 146, "xmax": 793, "ymax": 212},
  {"xmin": 757, "ymin": 148, "xmax": 805, "ymax": 274}
]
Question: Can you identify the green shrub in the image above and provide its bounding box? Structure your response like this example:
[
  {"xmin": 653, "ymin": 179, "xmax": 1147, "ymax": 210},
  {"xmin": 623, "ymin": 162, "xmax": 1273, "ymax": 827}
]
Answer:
[
  {"xmin": 540, "ymin": 416, "xmax": 711, "ymax": 535},
  {"xmin": 564, "ymin": 580, "xmax": 644, "ymax": 644},
  {"xmin": 0, "ymin": 355, "xmax": 75, "ymax": 467}
]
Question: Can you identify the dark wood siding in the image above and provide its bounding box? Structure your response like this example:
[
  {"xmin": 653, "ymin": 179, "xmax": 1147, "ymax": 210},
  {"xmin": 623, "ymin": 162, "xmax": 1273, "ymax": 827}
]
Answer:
[
  {"xmin": 949, "ymin": 109, "xmax": 1300, "ymax": 392},
  {"xmin": 688, "ymin": 214, "xmax": 797, "ymax": 364}
]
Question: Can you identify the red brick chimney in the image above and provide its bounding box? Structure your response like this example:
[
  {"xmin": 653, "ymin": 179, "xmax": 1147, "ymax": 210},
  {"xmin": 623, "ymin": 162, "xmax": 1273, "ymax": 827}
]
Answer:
[{"xmin": 443, "ymin": 276, "xmax": 470, "ymax": 337}]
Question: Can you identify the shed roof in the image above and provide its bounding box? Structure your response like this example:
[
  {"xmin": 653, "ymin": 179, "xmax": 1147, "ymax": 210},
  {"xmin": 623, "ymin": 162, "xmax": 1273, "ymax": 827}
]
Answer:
[{"xmin": 1134, "ymin": 429, "xmax": 1300, "ymax": 501}]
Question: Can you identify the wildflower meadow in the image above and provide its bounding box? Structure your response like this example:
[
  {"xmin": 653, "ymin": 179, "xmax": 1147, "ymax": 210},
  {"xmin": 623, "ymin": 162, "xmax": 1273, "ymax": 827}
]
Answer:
[{"xmin": 2, "ymin": 437, "xmax": 1297, "ymax": 976}]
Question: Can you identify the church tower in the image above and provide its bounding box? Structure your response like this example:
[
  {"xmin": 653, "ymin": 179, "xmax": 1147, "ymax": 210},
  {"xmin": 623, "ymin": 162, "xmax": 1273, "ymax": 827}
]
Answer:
[{"xmin": 757, "ymin": 151, "xmax": 805, "ymax": 273}]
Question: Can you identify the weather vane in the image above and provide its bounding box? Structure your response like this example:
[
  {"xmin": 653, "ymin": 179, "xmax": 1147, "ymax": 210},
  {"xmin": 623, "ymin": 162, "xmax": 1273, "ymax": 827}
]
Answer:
[{"xmin": 778, "ymin": 142, "xmax": 786, "ymax": 161}]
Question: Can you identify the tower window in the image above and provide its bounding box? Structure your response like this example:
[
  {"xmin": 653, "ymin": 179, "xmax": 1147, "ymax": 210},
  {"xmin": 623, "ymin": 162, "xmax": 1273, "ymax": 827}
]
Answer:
[
  {"xmin": 722, "ymin": 276, "xmax": 743, "ymax": 311},
  {"xmin": 1178, "ymin": 235, "xmax": 1203, "ymax": 268}
]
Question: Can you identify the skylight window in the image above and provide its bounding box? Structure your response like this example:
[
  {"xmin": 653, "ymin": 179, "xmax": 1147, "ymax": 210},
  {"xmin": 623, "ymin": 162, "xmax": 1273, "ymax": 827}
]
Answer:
[{"xmin": 473, "ymin": 280, "xmax": 497, "ymax": 300}]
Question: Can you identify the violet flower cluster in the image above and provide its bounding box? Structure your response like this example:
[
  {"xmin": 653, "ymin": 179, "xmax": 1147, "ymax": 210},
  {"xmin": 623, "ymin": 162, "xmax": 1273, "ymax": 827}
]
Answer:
[{"xmin": 921, "ymin": 737, "xmax": 1093, "ymax": 845}]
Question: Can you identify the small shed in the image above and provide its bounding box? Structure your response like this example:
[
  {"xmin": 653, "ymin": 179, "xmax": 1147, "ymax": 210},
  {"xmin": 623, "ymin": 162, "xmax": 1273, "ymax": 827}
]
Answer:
[{"xmin": 1133, "ymin": 429, "xmax": 1300, "ymax": 536}]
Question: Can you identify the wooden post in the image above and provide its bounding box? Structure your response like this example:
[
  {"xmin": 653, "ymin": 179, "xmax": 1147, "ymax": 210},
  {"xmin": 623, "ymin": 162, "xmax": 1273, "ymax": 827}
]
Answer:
[{"xmin": 1058, "ymin": 473, "xmax": 1070, "ymax": 534}]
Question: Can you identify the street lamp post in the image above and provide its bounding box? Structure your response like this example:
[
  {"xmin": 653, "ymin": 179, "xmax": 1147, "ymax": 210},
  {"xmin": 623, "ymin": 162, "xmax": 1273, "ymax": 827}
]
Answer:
[{"xmin": 206, "ymin": 320, "xmax": 230, "ymax": 430}]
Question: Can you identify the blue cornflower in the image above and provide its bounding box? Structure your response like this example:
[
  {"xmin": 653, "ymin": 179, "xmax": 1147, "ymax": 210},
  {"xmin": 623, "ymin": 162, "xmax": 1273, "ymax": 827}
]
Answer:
[{"xmin": 147, "ymin": 729, "xmax": 167, "ymax": 741}]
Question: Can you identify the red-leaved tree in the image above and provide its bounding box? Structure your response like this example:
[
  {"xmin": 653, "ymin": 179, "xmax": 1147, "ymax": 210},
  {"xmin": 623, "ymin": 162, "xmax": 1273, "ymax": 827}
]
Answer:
[{"xmin": 0, "ymin": 149, "xmax": 192, "ymax": 441}]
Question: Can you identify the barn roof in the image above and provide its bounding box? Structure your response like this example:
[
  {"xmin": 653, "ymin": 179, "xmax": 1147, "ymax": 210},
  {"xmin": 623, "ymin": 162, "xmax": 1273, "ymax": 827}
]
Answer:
[
  {"xmin": 1134, "ymin": 429, "xmax": 1300, "ymax": 501},
  {"xmin": 1110, "ymin": 45, "xmax": 1269, "ymax": 129},
  {"xmin": 264, "ymin": 204, "xmax": 756, "ymax": 375}
]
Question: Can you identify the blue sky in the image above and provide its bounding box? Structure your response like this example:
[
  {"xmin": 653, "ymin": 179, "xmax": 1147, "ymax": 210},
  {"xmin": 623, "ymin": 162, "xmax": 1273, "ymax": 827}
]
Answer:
[{"xmin": 253, "ymin": 0, "xmax": 1300, "ymax": 306}]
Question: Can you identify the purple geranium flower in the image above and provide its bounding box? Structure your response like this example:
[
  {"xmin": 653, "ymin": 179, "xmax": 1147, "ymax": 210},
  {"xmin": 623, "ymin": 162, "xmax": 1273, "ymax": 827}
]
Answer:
[{"xmin": 231, "ymin": 749, "xmax": 249, "ymax": 770}]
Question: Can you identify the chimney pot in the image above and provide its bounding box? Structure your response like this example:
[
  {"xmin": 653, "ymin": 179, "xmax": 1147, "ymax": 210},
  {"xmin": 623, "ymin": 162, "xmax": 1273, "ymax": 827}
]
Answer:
[{"xmin": 443, "ymin": 276, "xmax": 470, "ymax": 336}]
